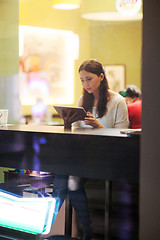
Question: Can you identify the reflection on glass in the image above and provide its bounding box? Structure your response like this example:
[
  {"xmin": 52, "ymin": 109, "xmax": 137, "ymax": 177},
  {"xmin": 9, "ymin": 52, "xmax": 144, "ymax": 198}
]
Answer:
[{"xmin": 0, "ymin": 189, "xmax": 59, "ymax": 234}]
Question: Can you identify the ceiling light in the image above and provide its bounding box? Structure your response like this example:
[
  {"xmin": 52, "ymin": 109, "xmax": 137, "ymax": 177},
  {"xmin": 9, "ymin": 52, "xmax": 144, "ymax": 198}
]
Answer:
[
  {"xmin": 116, "ymin": 0, "xmax": 142, "ymax": 17},
  {"xmin": 81, "ymin": 0, "xmax": 143, "ymax": 21},
  {"xmin": 82, "ymin": 12, "xmax": 143, "ymax": 22},
  {"xmin": 52, "ymin": 0, "xmax": 80, "ymax": 10}
]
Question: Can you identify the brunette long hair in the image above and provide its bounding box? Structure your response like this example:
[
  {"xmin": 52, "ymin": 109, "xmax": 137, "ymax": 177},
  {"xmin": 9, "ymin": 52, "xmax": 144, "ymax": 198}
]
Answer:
[{"xmin": 79, "ymin": 59, "xmax": 109, "ymax": 118}]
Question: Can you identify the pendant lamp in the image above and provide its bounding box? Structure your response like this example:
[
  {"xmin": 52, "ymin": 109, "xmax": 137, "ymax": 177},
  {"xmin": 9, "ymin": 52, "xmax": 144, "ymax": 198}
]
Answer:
[
  {"xmin": 81, "ymin": 0, "xmax": 142, "ymax": 21},
  {"xmin": 52, "ymin": 0, "xmax": 80, "ymax": 10}
]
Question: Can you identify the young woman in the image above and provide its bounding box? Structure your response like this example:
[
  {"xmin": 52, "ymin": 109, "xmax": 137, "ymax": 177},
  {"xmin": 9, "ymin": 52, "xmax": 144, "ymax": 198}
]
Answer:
[
  {"xmin": 52, "ymin": 59, "xmax": 129, "ymax": 240},
  {"xmin": 74, "ymin": 59, "xmax": 129, "ymax": 129}
]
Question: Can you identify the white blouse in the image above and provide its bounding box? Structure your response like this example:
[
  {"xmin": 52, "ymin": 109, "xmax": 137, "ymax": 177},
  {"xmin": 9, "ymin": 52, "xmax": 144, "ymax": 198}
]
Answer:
[{"xmin": 74, "ymin": 91, "xmax": 129, "ymax": 129}]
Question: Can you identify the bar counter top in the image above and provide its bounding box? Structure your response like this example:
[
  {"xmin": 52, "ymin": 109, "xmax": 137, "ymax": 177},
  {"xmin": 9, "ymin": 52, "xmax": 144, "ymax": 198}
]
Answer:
[
  {"xmin": 0, "ymin": 124, "xmax": 129, "ymax": 136},
  {"xmin": 0, "ymin": 124, "xmax": 140, "ymax": 182}
]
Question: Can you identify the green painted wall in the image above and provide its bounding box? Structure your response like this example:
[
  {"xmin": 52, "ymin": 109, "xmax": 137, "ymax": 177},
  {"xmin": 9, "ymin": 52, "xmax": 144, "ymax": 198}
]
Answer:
[
  {"xmin": 0, "ymin": 0, "xmax": 20, "ymax": 123},
  {"xmin": 0, "ymin": 0, "xmax": 19, "ymax": 76},
  {"xmin": 89, "ymin": 21, "xmax": 142, "ymax": 89}
]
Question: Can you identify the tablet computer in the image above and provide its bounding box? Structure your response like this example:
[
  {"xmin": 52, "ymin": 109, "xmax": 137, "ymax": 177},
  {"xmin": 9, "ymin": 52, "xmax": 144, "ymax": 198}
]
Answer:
[{"xmin": 53, "ymin": 105, "xmax": 87, "ymax": 120}]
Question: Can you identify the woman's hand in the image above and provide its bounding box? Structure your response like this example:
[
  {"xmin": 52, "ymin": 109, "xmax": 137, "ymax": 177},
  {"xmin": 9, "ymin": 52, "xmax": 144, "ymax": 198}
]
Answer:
[
  {"xmin": 62, "ymin": 109, "xmax": 83, "ymax": 129},
  {"xmin": 84, "ymin": 112, "xmax": 104, "ymax": 128}
]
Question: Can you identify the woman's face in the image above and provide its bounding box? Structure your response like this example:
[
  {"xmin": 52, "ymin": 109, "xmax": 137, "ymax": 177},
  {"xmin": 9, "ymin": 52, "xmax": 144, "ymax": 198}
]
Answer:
[{"xmin": 79, "ymin": 70, "xmax": 104, "ymax": 96}]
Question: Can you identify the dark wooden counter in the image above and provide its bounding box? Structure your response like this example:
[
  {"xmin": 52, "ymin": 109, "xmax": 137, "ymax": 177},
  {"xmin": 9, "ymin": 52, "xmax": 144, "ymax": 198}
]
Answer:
[{"xmin": 0, "ymin": 124, "xmax": 140, "ymax": 182}]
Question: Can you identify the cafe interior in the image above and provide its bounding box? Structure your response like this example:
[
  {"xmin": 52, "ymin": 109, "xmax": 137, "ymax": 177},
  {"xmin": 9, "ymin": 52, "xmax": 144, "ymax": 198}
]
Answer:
[{"xmin": 0, "ymin": 0, "xmax": 160, "ymax": 240}]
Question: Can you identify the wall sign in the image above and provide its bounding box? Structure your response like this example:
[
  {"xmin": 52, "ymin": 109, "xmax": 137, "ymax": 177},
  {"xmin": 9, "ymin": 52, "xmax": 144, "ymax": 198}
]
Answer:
[{"xmin": 116, "ymin": 0, "xmax": 142, "ymax": 16}]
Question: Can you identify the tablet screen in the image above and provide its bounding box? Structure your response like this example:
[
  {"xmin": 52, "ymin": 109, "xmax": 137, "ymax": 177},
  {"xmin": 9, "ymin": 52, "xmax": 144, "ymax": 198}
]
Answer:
[{"xmin": 53, "ymin": 105, "xmax": 87, "ymax": 120}]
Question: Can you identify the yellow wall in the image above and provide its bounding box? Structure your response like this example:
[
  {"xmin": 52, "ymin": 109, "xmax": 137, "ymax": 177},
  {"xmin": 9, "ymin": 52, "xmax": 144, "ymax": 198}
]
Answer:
[{"xmin": 19, "ymin": 0, "xmax": 142, "ymax": 115}]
